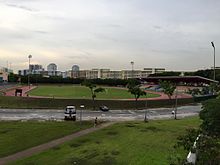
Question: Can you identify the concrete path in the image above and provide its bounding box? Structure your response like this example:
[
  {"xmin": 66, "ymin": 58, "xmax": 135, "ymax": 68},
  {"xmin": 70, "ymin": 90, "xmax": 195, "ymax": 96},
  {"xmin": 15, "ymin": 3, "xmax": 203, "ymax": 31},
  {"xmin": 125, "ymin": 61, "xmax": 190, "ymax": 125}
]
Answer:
[{"xmin": 0, "ymin": 122, "xmax": 114, "ymax": 165}]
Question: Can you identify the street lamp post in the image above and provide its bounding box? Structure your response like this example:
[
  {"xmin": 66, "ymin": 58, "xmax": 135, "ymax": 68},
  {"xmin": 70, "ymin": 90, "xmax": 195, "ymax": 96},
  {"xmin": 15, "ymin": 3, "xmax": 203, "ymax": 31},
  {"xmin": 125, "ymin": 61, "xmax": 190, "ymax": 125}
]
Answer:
[
  {"xmin": 211, "ymin": 41, "xmax": 216, "ymax": 80},
  {"xmin": 174, "ymin": 88, "xmax": 178, "ymax": 120},
  {"xmin": 131, "ymin": 61, "xmax": 134, "ymax": 79},
  {"xmin": 80, "ymin": 105, "xmax": 84, "ymax": 126},
  {"xmin": 28, "ymin": 55, "xmax": 32, "ymax": 89},
  {"xmin": 144, "ymin": 92, "xmax": 148, "ymax": 122}
]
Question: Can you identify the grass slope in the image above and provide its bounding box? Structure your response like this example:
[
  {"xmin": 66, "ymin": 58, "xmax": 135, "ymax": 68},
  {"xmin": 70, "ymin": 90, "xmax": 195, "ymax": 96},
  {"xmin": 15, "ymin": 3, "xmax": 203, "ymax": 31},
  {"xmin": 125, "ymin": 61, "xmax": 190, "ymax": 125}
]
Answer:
[
  {"xmin": 11, "ymin": 117, "xmax": 201, "ymax": 165},
  {"xmin": 28, "ymin": 85, "xmax": 160, "ymax": 99},
  {"xmin": 0, "ymin": 121, "xmax": 92, "ymax": 158}
]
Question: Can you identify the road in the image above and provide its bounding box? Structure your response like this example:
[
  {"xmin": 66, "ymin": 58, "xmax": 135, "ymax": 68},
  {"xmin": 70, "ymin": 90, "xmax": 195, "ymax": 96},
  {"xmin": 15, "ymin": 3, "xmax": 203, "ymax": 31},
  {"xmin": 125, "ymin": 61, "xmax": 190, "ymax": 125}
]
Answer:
[{"xmin": 0, "ymin": 104, "xmax": 202, "ymax": 121}]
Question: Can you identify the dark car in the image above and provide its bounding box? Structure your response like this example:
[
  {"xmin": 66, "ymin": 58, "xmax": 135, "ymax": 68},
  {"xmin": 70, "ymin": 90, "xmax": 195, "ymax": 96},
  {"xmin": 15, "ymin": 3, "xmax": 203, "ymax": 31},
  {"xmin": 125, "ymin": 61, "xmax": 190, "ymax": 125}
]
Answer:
[{"xmin": 99, "ymin": 105, "xmax": 109, "ymax": 111}]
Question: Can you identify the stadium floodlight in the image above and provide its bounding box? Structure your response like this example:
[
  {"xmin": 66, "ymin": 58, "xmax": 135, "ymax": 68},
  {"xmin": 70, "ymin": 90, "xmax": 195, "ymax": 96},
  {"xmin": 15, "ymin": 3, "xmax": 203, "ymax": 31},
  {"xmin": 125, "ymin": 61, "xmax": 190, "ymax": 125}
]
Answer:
[
  {"xmin": 28, "ymin": 55, "xmax": 32, "ymax": 89},
  {"xmin": 211, "ymin": 41, "xmax": 216, "ymax": 80},
  {"xmin": 130, "ymin": 61, "xmax": 134, "ymax": 78}
]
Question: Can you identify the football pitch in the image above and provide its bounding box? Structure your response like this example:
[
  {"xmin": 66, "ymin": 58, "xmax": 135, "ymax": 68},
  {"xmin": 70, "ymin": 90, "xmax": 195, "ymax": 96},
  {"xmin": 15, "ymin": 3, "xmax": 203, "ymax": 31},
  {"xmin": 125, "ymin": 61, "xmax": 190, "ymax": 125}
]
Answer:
[{"xmin": 28, "ymin": 85, "xmax": 160, "ymax": 99}]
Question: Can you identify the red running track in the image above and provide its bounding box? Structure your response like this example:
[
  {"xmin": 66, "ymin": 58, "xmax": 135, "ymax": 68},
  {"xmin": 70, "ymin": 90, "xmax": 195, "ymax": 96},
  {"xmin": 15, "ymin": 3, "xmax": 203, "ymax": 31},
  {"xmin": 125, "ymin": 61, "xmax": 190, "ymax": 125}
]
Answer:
[
  {"xmin": 5, "ymin": 86, "xmax": 36, "ymax": 97},
  {"xmin": 4, "ymin": 86, "xmax": 192, "ymax": 100}
]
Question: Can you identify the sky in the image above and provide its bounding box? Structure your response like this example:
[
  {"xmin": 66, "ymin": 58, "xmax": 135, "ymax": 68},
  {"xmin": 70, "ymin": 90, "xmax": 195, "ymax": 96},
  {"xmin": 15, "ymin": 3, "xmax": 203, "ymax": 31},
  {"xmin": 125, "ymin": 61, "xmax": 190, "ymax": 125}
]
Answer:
[{"xmin": 0, "ymin": 0, "xmax": 219, "ymax": 72}]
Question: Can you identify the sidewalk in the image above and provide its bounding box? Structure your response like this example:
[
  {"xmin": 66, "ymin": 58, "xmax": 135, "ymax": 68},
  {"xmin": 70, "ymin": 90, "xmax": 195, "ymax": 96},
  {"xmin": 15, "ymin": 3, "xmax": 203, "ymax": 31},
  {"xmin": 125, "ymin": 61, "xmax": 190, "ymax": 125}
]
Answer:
[{"xmin": 0, "ymin": 122, "xmax": 114, "ymax": 165}]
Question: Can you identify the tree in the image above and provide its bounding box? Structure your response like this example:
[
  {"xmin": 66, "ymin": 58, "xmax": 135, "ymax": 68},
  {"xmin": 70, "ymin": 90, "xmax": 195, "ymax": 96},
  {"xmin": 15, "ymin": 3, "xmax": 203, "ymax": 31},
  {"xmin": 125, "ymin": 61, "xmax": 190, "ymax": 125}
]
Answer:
[
  {"xmin": 199, "ymin": 98, "xmax": 220, "ymax": 136},
  {"xmin": 82, "ymin": 81, "xmax": 105, "ymax": 110},
  {"xmin": 197, "ymin": 98, "xmax": 220, "ymax": 164},
  {"xmin": 196, "ymin": 135, "xmax": 220, "ymax": 165},
  {"xmin": 127, "ymin": 80, "xmax": 146, "ymax": 109},
  {"xmin": 159, "ymin": 80, "xmax": 177, "ymax": 119},
  {"xmin": 185, "ymin": 69, "xmax": 220, "ymax": 82},
  {"xmin": 188, "ymin": 88, "xmax": 201, "ymax": 96},
  {"xmin": 159, "ymin": 80, "xmax": 176, "ymax": 99},
  {"xmin": 171, "ymin": 97, "xmax": 220, "ymax": 164},
  {"xmin": 209, "ymin": 83, "xmax": 220, "ymax": 95},
  {"xmin": 8, "ymin": 73, "xmax": 19, "ymax": 82}
]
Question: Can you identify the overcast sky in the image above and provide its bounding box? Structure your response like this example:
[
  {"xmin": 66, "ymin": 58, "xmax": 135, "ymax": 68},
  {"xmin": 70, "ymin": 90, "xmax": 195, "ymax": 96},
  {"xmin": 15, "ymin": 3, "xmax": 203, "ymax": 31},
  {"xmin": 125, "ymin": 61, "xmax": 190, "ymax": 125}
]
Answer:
[{"xmin": 0, "ymin": 0, "xmax": 219, "ymax": 72}]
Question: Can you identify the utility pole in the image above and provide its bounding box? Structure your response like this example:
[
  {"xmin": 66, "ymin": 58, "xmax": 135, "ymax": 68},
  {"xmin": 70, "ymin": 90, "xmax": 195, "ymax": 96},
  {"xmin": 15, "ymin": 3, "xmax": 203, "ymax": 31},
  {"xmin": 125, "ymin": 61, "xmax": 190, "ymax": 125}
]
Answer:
[
  {"xmin": 131, "ymin": 61, "xmax": 134, "ymax": 79},
  {"xmin": 28, "ymin": 55, "xmax": 32, "ymax": 89},
  {"xmin": 211, "ymin": 41, "xmax": 216, "ymax": 80},
  {"xmin": 144, "ymin": 92, "xmax": 148, "ymax": 122},
  {"xmin": 80, "ymin": 105, "xmax": 84, "ymax": 126},
  {"xmin": 174, "ymin": 89, "xmax": 178, "ymax": 120}
]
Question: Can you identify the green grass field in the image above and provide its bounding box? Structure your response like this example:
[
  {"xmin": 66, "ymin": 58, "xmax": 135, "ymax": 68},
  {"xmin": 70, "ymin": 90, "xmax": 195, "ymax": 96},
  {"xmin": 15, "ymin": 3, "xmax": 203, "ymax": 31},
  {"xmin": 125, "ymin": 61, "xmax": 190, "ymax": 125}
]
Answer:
[
  {"xmin": 0, "ymin": 121, "xmax": 92, "ymax": 158},
  {"xmin": 10, "ymin": 117, "xmax": 201, "ymax": 165},
  {"xmin": 28, "ymin": 85, "xmax": 160, "ymax": 99}
]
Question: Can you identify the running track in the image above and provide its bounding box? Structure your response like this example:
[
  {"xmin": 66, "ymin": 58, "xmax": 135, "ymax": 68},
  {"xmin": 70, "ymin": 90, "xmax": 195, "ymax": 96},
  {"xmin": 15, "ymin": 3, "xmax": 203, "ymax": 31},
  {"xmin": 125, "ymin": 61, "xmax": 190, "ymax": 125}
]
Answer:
[{"xmin": 4, "ymin": 86, "xmax": 192, "ymax": 100}]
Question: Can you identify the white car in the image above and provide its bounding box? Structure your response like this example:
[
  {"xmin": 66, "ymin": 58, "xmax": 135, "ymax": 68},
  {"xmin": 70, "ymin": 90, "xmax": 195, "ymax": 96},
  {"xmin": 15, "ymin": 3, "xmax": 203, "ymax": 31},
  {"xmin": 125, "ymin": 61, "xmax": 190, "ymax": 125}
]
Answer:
[{"xmin": 64, "ymin": 106, "xmax": 76, "ymax": 121}]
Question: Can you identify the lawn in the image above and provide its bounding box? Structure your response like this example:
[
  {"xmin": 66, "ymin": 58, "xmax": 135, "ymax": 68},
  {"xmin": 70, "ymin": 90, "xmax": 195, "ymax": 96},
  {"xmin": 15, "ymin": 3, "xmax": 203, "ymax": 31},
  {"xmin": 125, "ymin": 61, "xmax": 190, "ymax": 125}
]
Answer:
[
  {"xmin": 28, "ymin": 85, "xmax": 160, "ymax": 99},
  {"xmin": 11, "ymin": 117, "xmax": 201, "ymax": 165},
  {"xmin": 0, "ymin": 121, "xmax": 92, "ymax": 158}
]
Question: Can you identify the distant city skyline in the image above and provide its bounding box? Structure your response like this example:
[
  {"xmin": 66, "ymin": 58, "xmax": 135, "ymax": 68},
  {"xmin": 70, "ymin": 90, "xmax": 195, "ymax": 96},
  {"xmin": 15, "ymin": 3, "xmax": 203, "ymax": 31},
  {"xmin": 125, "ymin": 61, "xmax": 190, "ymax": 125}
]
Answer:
[
  {"xmin": 18, "ymin": 63, "xmax": 167, "ymax": 72},
  {"xmin": 0, "ymin": 0, "xmax": 219, "ymax": 72}
]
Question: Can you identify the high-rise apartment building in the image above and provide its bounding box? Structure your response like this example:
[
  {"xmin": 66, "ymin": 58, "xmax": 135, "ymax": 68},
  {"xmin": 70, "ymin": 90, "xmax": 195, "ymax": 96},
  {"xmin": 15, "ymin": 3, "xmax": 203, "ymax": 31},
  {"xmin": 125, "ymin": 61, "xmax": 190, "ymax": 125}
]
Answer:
[{"xmin": 47, "ymin": 63, "xmax": 58, "ymax": 76}]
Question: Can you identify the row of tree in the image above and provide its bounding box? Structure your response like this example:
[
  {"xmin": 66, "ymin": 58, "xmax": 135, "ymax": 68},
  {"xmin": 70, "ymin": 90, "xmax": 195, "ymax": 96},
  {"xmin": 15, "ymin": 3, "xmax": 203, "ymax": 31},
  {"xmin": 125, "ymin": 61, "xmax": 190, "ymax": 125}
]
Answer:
[
  {"xmin": 82, "ymin": 79, "xmax": 179, "ymax": 112},
  {"xmin": 8, "ymin": 73, "xmax": 130, "ymax": 86},
  {"xmin": 185, "ymin": 69, "xmax": 220, "ymax": 82},
  {"xmin": 81, "ymin": 79, "xmax": 145, "ymax": 110},
  {"xmin": 150, "ymin": 69, "xmax": 220, "ymax": 82},
  {"xmin": 188, "ymin": 83, "xmax": 220, "ymax": 96}
]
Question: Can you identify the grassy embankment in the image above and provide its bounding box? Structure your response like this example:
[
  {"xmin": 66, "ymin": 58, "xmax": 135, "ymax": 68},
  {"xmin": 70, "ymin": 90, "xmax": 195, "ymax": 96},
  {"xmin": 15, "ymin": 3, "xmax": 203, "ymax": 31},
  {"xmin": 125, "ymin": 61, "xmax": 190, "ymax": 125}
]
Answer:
[
  {"xmin": 0, "ymin": 95, "xmax": 194, "ymax": 109},
  {"xmin": 10, "ymin": 117, "xmax": 201, "ymax": 165},
  {"xmin": 0, "ymin": 121, "xmax": 92, "ymax": 158}
]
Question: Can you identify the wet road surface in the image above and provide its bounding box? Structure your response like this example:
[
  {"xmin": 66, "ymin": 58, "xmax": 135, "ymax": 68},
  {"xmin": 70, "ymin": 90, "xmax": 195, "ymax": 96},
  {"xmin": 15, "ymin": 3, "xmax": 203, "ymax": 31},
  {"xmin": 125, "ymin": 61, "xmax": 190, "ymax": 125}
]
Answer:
[{"xmin": 0, "ymin": 104, "xmax": 202, "ymax": 121}]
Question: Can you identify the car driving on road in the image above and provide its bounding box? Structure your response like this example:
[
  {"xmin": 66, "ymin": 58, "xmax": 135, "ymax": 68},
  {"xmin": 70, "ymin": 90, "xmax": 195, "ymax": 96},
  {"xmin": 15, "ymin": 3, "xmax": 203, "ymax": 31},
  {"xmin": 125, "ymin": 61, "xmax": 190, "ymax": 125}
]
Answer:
[
  {"xmin": 64, "ymin": 105, "xmax": 76, "ymax": 121},
  {"xmin": 99, "ymin": 105, "xmax": 109, "ymax": 111}
]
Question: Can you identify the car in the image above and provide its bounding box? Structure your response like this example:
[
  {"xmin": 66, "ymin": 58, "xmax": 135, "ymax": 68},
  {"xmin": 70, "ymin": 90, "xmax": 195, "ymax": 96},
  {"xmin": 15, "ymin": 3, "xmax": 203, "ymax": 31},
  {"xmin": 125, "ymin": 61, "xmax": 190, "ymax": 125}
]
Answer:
[
  {"xmin": 99, "ymin": 105, "xmax": 109, "ymax": 111},
  {"xmin": 64, "ymin": 105, "xmax": 76, "ymax": 121}
]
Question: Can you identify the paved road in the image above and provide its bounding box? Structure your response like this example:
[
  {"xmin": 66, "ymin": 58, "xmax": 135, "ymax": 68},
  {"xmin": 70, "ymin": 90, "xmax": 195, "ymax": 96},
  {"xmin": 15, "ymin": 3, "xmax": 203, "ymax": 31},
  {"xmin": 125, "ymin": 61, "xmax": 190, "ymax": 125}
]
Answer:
[{"xmin": 0, "ymin": 104, "xmax": 202, "ymax": 121}]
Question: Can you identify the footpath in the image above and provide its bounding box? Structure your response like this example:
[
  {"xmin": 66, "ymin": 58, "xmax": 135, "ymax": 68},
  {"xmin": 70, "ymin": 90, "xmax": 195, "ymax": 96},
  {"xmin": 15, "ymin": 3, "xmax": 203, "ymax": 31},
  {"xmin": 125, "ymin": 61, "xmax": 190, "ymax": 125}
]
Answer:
[{"xmin": 0, "ymin": 122, "xmax": 114, "ymax": 165}]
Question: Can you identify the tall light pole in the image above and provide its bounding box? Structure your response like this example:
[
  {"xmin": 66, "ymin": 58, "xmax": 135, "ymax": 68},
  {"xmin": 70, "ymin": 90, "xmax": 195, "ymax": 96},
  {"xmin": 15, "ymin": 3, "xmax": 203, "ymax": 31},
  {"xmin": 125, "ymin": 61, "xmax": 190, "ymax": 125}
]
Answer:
[
  {"xmin": 174, "ymin": 88, "xmax": 178, "ymax": 120},
  {"xmin": 28, "ymin": 55, "xmax": 32, "ymax": 89},
  {"xmin": 130, "ymin": 61, "xmax": 134, "ymax": 79},
  {"xmin": 211, "ymin": 41, "xmax": 216, "ymax": 80},
  {"xmin": 80, "ymin": 104, "xmax": 84, "ymax": 126},
  {"xmin": 144, "ymin": 92, "xmax": 148, "ymax": 122}
]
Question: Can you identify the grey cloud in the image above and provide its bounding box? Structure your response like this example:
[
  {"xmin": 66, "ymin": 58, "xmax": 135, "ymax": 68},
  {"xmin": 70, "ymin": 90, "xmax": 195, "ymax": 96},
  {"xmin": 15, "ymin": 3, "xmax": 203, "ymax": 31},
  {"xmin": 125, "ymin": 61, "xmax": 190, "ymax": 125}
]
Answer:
[
  {"xmin": 64, "ymin": 50, "xmax": 94, "ymax": 60},
  {"xmin": 105, "ymin": 24, "xmax": 122, "ymax": 28},
  {"xmin": 42, "ymin": 15, "xmax": 67, "ymax": 21},
  {"xmin": 150, "ymin": 48, "xmax": 195, "ymax": 55},
  {"xmin": 6, "ymin": 3, "xmax": 38, "ymax": 12},
  {"xmin": 79, "ymin": 50, "xmax": 94, "ymax": 57},
  {"xmin": 0, "ymin": 0, "xmax": 220, "ymax": 72},
  {"xmin": 65, "ymin": 55, "xmax": 89, "ymax": 60},
  {"xmin": 33, "ymin": 30, "xmax": 49, "ymax": 34},
  {"xmin": 92, "ymin": 33, "xmax": 118, "ymax": 42},
  {"xmin": 153, "ymin": 25, "xmax": 162, "ymax": 30}
]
